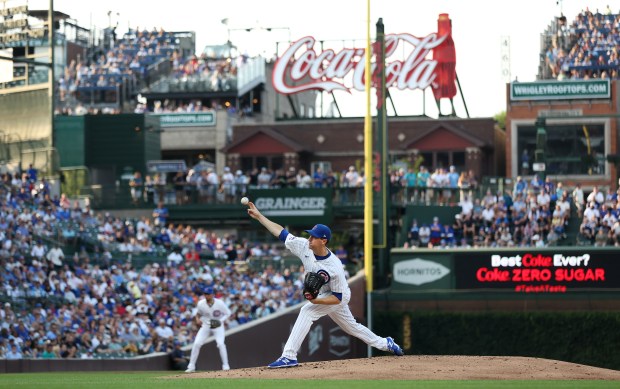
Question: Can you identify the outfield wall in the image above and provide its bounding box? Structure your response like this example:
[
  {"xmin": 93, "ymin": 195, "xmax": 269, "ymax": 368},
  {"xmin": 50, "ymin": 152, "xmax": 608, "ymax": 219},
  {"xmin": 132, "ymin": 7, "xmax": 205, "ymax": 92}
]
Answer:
[
  {"xmin": 379, "ymin": 247, "xmax": 620, "ymax": 312},
  {"xmin": 371, "ymin": 247, "xmax": 620, "ymax": 369}
]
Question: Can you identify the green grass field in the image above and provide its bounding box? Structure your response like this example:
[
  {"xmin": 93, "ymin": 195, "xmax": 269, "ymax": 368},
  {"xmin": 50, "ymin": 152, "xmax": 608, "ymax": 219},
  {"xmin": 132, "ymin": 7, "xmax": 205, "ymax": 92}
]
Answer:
[{"xmin": 0, "ymin": 372, "xmax": 618, "ymax": 389}]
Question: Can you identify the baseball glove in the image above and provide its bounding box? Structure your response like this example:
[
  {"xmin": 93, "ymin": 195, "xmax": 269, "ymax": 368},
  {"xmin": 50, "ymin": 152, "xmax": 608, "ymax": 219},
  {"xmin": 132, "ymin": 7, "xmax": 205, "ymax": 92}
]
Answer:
[
  {"xmin": 303, "ymin": 271, "xmax": 329, "ymax": 300},
  {"xmin": 209, "ymin": 319, "xmax": 221, "ymax": 329}
]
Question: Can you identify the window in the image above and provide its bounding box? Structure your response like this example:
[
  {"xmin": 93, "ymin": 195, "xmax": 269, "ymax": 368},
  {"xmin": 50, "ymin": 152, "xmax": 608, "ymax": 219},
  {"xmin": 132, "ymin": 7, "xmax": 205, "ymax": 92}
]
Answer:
[
  {"xmin": 516, "ymin": 123, "xmax": 606, "ymax": 175},
  {"xmin": 240, "ymin": 156, "xmax": 284, "ymax": 171},
  {"xmin": 311, "ymin": 161, "xmax": 331, "ymax": 175}
]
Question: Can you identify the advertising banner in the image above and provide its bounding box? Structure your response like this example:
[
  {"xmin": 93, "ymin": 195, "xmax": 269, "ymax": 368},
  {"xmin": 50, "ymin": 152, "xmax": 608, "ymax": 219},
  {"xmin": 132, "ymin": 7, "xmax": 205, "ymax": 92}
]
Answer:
[
  {"xmin": 391, "ymin": 255, "xmax": 453, "ymax": 290},
  {"xmin": 510, "ymin": 80, "xmax": 610, "ymax": 101},
  {"xmin": 247, "ymin": 188, "xmax": 333, "ymax": 226},
  {"xmin": 153, "ymin": 112, "xmax": 216, "ymax": 127},
  {"xmin": 454, "ymin": 250, "xmax": 620, "ymax": 293}
]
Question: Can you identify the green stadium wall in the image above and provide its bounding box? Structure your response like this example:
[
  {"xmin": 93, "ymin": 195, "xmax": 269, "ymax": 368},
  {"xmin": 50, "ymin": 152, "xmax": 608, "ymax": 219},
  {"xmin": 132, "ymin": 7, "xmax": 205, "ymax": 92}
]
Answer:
[
  {"xmin": 55, "ymin": 114, "xmax": 161, "ymax": 179},
  {"xmin": 374, "ymin": 311, "xmax": 620, "ymax": 370}
]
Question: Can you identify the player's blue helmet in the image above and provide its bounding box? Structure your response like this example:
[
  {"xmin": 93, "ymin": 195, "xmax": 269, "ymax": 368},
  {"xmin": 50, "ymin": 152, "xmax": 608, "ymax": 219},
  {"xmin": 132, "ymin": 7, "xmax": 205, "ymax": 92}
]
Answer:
[
  {"xmin": 204, "ymin": 286, "xmax": 214, "ymax": 295},
  {"xmin": 305, "ymin": 224, "xmax": 332, "ymax": 241}
]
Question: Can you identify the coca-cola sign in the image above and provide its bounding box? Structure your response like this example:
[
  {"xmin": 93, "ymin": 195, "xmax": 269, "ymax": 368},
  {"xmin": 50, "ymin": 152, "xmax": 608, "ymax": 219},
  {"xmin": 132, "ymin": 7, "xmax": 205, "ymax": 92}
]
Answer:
[{"xmin": 272, "ymin": 15, "xmax": 457, "ymax": 97}]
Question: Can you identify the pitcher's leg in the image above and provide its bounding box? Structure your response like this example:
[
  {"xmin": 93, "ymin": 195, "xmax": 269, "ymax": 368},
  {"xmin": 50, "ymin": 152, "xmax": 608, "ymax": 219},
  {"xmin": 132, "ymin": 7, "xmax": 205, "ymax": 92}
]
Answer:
[
  {"xmin": 214, "ymin": 327, "xmax": 229, "ymax": 370},
  {"xmin": 187, "ymin": 326, "xmax": 210, "ymax": 370},
  {"xmin": 282, "ymin": 303, "xmax": 330, "ymax": 360},
  {"xmin": 328, "ymin": 305, "xmax": 387, "ymax": 351}
]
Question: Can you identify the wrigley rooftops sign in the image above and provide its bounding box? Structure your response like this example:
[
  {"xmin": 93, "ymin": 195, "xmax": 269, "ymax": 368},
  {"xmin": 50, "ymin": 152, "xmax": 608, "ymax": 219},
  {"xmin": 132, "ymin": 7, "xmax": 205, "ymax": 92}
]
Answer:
[
  {"xmin": 248, "ymin": 188, "xmax": 333, "ymax": 226},
  {"xmin": 510, "ymin": 80, "xmax": 610, "ymax": 101}
]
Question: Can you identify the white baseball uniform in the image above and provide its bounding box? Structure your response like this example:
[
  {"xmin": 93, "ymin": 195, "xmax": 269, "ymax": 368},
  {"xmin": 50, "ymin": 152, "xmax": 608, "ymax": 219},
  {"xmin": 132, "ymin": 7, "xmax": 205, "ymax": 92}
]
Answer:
[
  {"xmin": 279, "ymin": 231, "xmax": 392, "ymax": 360},
  {"xmin": 187, "ymin": 297, "xmax": 231, "ymax": 371}
]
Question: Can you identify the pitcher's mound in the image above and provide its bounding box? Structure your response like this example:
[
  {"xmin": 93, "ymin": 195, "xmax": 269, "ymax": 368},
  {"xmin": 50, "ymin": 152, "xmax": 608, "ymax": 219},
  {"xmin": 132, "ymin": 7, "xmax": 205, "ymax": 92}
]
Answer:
[{"xmin": 172, "ymin": 356, "xmax": 620, "ymax": 380}]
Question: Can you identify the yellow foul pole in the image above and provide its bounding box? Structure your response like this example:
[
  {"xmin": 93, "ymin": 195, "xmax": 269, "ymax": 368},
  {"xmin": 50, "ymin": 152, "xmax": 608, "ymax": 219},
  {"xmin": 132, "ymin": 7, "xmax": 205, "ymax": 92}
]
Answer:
[
  {"xmin": 364, "ymin": 0, "xmax": 374, "ymax": 358},
  {"xmin": 364, "ymin": 0, "xmax": 373, "ymax": 293}
]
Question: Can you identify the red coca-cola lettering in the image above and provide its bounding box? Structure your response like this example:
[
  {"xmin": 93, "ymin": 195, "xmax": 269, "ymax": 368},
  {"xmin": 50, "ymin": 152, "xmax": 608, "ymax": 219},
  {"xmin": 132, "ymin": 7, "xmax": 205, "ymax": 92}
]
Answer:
[
  {"xmin": 476, "ymin": 267, "xmax": 510, "ymax": 282},
  {"xmin": 522, "ymin": 253, "xmax": 552, "ymax": 267},
  {"xmin": 272, "ymin": 32, "xmax": 448, "ymax": 95}
]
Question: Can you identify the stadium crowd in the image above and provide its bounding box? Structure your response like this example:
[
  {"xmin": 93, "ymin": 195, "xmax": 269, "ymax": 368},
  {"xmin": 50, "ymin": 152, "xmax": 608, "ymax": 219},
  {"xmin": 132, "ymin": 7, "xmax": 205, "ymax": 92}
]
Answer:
[
  {"xmin": 0, "ymin": 168, "xmax": 313, "ymax": 360},
  {"xmin": 404, "ymin": 173, "xmax": 620, "ymax": 250},
  {"xmin": 543, "ymin": 6, "xmax": 620, "ymax": 80}
]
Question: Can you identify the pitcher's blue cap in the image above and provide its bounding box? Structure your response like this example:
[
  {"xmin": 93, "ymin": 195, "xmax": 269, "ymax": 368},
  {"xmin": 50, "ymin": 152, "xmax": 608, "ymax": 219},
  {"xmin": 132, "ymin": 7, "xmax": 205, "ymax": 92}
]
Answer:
[
  {"xmin": 204, "ymin": 287, "xmax": 214, "ymax": 295},
  {"xmin": 305, "ymin": 224, "xmax": 331, "ymax": 241}
]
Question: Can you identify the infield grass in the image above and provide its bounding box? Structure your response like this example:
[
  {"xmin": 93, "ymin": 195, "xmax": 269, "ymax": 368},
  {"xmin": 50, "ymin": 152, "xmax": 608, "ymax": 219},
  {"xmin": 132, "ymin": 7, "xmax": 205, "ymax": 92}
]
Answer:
[{"xmin": 0, "ymin": 372, "xmax": 618, "ymax": 389}]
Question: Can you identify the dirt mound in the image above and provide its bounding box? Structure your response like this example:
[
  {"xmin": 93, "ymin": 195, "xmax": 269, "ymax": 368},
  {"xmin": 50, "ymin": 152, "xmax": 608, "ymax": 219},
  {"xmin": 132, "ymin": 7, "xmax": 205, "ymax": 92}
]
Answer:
[{"xmin": 170, "ymin": 355, "xmax": 620, "ymax": 380}]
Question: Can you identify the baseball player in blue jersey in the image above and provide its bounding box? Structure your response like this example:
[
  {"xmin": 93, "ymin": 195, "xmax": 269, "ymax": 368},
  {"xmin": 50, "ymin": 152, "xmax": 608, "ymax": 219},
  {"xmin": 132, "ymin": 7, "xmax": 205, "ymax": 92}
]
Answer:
[{"xmin": 246, "ymin": 201, "xmax": 404, "ymax": 368}]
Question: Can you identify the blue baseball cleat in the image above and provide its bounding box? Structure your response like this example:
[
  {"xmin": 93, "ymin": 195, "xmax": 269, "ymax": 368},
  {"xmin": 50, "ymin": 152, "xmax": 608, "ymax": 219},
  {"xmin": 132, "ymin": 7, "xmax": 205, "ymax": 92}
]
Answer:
[
  {"xmin": 268, "ymin": 357, "xmax": 299, "ymax": 368},
  {"xmin": 387, "ymin": 337, "xmax": 404, "ymax": 356}
]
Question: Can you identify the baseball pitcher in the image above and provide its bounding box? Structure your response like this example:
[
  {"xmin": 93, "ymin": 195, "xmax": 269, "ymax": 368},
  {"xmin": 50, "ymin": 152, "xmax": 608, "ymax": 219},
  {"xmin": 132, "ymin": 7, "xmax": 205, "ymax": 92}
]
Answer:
[{"xmin": 246, "ymin": 201, "xmax": 404, "ymax": 368}]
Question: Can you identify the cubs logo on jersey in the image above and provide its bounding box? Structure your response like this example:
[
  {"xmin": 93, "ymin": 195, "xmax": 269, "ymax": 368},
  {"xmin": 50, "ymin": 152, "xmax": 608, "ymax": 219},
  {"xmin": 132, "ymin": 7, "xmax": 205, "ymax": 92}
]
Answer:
[{"xmin": 317, "ymin": 269, "xmax": 330, "ymax": 283}]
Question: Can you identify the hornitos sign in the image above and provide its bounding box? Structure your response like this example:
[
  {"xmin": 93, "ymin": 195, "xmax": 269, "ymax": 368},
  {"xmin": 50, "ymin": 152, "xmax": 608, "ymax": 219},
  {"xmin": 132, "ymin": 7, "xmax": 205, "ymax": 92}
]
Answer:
[
  {"xmin": 393, "ymin": 258, "xmax": 451, "ymax": 286},
  {"xmin": 273, "ymin": 14, "xmax": 458, "ymax": 99},
  {"xmin": 510, "ymin": 80, "xmax": 610, "ymax": 101},
  {"xmin": 249, "ymin": 188, "xmax": 333, "ymax": 225}
]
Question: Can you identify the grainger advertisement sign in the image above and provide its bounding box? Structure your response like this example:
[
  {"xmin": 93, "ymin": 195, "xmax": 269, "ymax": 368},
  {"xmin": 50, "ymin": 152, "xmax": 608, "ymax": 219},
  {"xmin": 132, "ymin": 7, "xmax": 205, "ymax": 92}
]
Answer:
[
  {"xmin": 247, "ymin": 188, "xmax": 333, "ymax": 226},
  {"xmin": 454, "ymin": 251, "xmax": 620, "ymax": 293}
]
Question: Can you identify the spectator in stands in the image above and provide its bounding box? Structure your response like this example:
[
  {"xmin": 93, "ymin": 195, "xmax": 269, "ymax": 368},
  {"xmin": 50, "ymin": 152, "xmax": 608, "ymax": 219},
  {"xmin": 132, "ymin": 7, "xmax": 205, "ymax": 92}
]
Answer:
[
  {"xmin": 520, "ymin": 150, "xmax": 530, "ymax": 175},
  {"xmin": 285, "ymin": 167, "xmax": 297, "ymax": 188},
  {"xmin": 530, "ymin": 175, "xmax": 544, "ymax": 194},
  {"xmin": 462, "ymin": 213, "xmax": 476, "ymax": 243},
  {"xmin": 513, "ymin": 176, "xmax": 528, "ymax": 198},
  {"xmin": 457, "ymin": 171, "xmax": 470, "ymax": 203},
  {"xmin": 257, "ymin": 167, "xmax": 272, "ymax": 189},
  {"xmin": 234, "ymin": 170, "xmax": 248, "ymax": 199},
  {"xmin": 418, "ymin": 224, "xmax": 431, "ymax": 247},
  {"xmin": 459, "ymin": 194, "xmax": 473, "ymax": 216},
  {"xmin": 6, "ymin": 342, "xmax": 23, "ymax": 359},
  {"xmin": 587, "ymin": 186, "xmax": 605, "ymax": 207},
  {"xmin": 296, "ymin": 169, "xmax": 312, "ymax": 189},
  {"xmin": 129, "ymin": 172, "xmax": 143, "ymax": 205},
  {"xmin": 408, "ymin": 219, "xmax": 420, "ymax": 247},
  {"xmin": 27, "ymin": 164, "xmax": 38, "ymax": 183},
  {"xmin": 447, "ymin": 166, "xmax": 459, "ymax": 205},
  {"xmin": 429, "ymin": 217, "xmax": 442, "ymax": 246},
  {"xmin": 313, "ymin": 168, "xmax": 326, "ymax": 188},
  {"xmin": 143, "ymin": 175, "xmax": 155, "ymax": 204},
  {"xmin": 327, "ymin": 244, "xmax": 347, "ymax": 265},
  {"xmin": 152, "ymin": 201, "xmax": 169, "ymax": 227},
  {"xmin": 441, "ymin": 224, "xmax": 456, "ymax": 247},
  {"xmin": 173, "ymin": 171, "xmax": 187, "ymax": 205},
  {"xmin": 481, "ymin": 189, "xmax": 497, "ymax": 208},
  {"xmin": 594, "ymin": 228, "xmax": 608, "ymax": 247}
]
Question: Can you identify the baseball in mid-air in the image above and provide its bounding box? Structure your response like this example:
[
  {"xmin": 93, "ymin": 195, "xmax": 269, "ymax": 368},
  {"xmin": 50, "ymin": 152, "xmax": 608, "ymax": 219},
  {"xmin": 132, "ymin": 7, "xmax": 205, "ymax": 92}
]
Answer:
[{"xmin": 240, "ymin": 197, "xmax": 249, "ymax": 205}]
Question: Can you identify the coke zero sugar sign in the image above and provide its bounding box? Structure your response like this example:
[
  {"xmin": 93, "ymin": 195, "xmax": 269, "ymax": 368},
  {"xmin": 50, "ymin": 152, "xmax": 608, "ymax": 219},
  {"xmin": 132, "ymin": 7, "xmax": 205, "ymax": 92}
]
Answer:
[
  {"xmin": 454, "ymin": 251, "xmax": 620, "ymax": 293},
  {"xmin": 272, "ymin": 14, "xmax": 457, "ymax": 97}
]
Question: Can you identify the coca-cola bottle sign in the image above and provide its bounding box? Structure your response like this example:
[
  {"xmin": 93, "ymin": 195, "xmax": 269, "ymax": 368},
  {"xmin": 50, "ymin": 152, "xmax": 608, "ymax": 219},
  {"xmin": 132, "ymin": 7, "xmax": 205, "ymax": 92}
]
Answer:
[{"xmin": 272, "ymin": 15, "xmax": 457, "ymax": 96}]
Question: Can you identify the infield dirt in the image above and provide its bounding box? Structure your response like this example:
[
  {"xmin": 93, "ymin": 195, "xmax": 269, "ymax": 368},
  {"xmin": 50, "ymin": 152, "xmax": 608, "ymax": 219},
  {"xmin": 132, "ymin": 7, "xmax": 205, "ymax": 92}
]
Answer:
[{"xmin": 169, "ymin": 355, "xmax": 620, "ymax": 380}]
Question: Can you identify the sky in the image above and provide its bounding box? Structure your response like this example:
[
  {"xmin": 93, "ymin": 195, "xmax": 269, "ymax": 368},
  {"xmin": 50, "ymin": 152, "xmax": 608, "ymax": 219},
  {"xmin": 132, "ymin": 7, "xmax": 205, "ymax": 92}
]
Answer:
[{"xmin": 27, "ymin": 0, "xmax": 617, "ymax": 118}]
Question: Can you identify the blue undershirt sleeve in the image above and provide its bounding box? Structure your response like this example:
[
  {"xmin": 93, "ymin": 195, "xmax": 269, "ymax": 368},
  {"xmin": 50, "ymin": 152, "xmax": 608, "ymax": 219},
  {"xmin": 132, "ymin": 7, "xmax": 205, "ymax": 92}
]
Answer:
[
  {"xmin": 332, "ymin": 292, "xmax": 343, "ymax": 301},
  {"xmin": 278, "ymin": 229, "xmax": 289, "ymax": 242}
]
